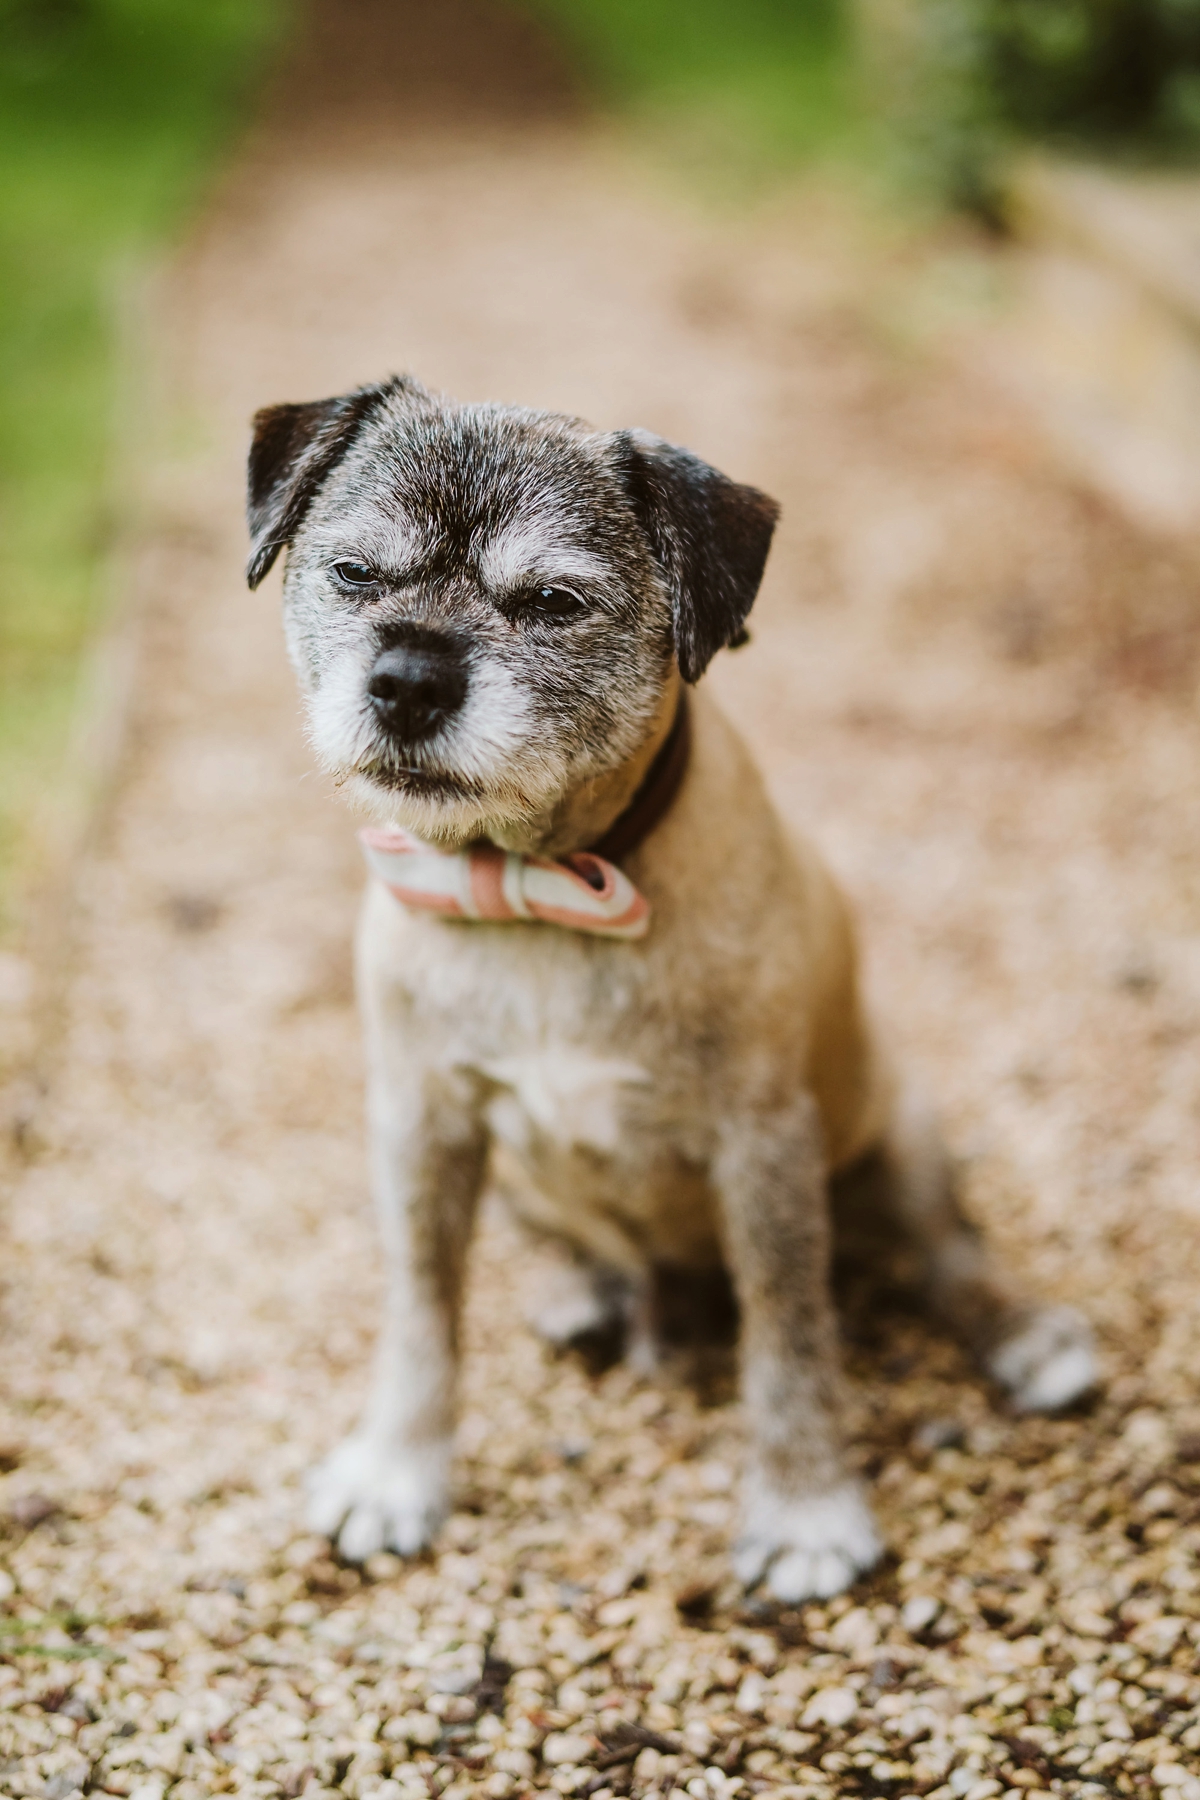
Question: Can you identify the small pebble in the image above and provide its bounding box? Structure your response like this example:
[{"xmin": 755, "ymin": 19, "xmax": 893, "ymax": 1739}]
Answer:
[
  {"xmin": 901, "ymin": 1594, "xmax": 942, "ymax": 1635},
  {"xmin": 7, "ymin": 1491, "xmax": 59, "ymax": 1530}
]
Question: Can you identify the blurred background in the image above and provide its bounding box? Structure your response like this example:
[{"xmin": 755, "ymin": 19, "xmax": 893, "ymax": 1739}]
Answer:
[{"xmin": 5, "ymin": 0, "xmax": 1200, "ymax": 946}]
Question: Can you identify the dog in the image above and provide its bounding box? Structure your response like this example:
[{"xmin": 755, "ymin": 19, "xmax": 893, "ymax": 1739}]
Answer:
[{"xmin": 245, "ymin": 374, "xmax": 1097, "ymax": 1601}]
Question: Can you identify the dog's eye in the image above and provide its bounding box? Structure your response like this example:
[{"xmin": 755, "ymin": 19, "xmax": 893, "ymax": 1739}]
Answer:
[
  {"xmin": 519, "ymin": 585, "xmax": 586, "ymax": 622},
  {"xmin": 332, "ymin": 560, "xmax": 377, "ymax": 586}
]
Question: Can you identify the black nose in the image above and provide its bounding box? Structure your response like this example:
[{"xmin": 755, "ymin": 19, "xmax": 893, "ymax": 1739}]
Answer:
[{"xmin": 366, "ymin": 642, "xmax": 467, "ymax": 743}]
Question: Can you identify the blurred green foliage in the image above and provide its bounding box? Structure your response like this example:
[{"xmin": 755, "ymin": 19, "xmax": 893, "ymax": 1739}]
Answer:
[
  {"xmin": 980, "ymin": 0, "xmax": 1200, "ymax": 142},
  {"xmin": 872, "ymin": 0, "xmax": 1200, "ymax": 213},
  {"xmin": 525, "ymin": 0, "xmax": 861, "ymax": 186},
  {"xmin": 0, "ymin": 0, "xmax": 284, "ymax": 924},
  {"xmin": 530, "ymin": 1, "xmax": 1200, "ymax": 209}
]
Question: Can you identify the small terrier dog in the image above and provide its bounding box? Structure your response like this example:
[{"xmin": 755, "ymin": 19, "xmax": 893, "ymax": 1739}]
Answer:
[{"xmin": 246, "ymin": 375, "xmax": 1096, "ymax": 1601}]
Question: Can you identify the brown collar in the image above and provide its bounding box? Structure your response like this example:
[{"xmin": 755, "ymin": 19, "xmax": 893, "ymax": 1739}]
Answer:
[{"xmin": 587, "ymin": 692, "xmax": 692, "ymax": 864}]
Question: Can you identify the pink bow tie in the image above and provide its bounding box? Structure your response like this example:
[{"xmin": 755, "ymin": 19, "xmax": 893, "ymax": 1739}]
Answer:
[{"xmin": 359, "ymin": 827, "xmax": 651, "ymax": 940}]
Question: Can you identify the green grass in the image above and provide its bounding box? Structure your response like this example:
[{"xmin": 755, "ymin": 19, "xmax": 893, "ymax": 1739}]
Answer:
[{"xmin": 0, "ymin": 0, "xmax": 288, "ymax": 932}]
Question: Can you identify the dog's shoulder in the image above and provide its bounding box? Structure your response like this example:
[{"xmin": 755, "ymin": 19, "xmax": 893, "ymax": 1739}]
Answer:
[{"xmin": 633, "ymin": 688, "xmax": 848, "ymax": 952}]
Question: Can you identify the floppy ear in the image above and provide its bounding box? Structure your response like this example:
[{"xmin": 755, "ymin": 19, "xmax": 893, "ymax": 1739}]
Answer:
[
  {"xmin": 246, "ymin": 375, "xmax": 415, "ymax": 588},
  {"xmin": 614, "ymin": 430, "xmax": 780, "ymax": 682}
]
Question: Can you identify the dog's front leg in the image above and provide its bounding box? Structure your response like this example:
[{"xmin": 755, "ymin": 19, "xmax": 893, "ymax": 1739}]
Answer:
[
  {"xmin": 307, "ymin": 1067, "xmax": 487, "ymax": 1562},
  {"xmin": 719, "ymin": 1095, "xmax": 882, "ymax": 1603}
]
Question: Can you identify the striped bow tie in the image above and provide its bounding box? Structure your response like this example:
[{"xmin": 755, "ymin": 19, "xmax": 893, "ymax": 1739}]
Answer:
[
  {"xmin": 359, "ymin": 697, "xmax": 690, "ymax": 943},
  {"xmin": 359, "ymin": 827, "xmax": 651, "ymax": 940}
]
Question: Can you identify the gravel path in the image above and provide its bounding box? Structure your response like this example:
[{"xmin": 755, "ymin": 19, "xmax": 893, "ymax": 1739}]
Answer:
[{"xmin": 2, "ymin": 4, "xmax": 1199, "ymax": 1798}]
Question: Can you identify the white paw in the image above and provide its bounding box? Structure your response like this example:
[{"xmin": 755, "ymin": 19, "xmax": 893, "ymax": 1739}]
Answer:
[
  {"xmin": 988, "ymin": 1304, "xmax": 1097, "ymax": 1413},
  {"xmin": 733, "ymin": 1480, "xmax": 883, "ymax": 1603},
  {"xmin": 305, "ymin": 1434, "xmax": 451, "ymax": 1562},
  {"xmin": 527, "ymin": 1259, "xmax": 620, "ymax": 1347}
]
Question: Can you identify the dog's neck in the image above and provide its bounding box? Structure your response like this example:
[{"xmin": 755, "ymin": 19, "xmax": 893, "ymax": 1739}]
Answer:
[{"xmin": 490, "ymin": 672, "xmax": 686, "ymax": 861}]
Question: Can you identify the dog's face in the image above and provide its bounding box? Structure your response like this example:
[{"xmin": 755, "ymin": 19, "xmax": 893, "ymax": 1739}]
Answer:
[{"xmin": 246, "ymin": 376, "xmax": 778, "ymax": 847}]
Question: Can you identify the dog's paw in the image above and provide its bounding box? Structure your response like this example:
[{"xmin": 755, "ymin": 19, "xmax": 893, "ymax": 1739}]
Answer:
[
  {"xmin": 988, "ymin": 1303, "xmax": 1097, "ymax": 1413},
  {"xmin": 305, "ymin": 1434, "xmax": 450, "ymax": 1562},
  {"xmin": 528, "ymin": 1257, "xmax": 623, "ymax": 1348},
  {"xmin": 733, "ymin": 1480, "xmax": 883, "ymax": 1603}
]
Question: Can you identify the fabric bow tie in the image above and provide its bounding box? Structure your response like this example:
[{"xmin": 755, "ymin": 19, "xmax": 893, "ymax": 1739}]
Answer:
[{"xmin": 359, "ymin": 827, "xmax": 651, "ymax": 940}]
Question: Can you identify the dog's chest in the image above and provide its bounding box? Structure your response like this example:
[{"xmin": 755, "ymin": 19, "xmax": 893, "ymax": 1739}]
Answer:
[
  {"xmin": 478, "ymin": 1050, "xmax": 650, "ymax": 1155},
  {"xmin": 394, "ymin": 911, "xmax": 660, "ymax": 1154}
]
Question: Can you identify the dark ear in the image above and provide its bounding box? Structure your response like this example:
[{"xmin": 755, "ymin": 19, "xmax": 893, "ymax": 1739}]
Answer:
[
  {"xmin": 246, "ymin": 375, "xmax": 417, "ymax": 588},
  {"xmin": 614, "ymin": 430, "xmax": 780, "ymax": 682}
]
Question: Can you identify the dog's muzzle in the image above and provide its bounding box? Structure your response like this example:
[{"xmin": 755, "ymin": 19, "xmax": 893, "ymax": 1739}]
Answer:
[{"xmin": 367, "ymin": 639, "xmax": 466, "ymax": 744}]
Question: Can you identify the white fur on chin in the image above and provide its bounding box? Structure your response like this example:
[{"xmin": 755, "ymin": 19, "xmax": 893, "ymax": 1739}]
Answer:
[{"xmin": 305, "ymin": 643, "xmax": 577, "ymax": 846}]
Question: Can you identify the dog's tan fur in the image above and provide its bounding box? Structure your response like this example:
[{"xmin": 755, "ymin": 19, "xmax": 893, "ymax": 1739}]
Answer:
[
  {"xmin": 312, "ymin": 687, "xmax": 1094, "ymax": 1598},
  {"xmin": 247, "ymin": 378, "xmax": 1097, "ymax": 1600}
]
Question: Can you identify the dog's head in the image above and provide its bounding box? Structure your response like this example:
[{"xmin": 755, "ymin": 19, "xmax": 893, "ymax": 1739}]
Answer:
[{"xmin": 247, "ymin": 375, "xmax": 778, "ymax": 847}]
